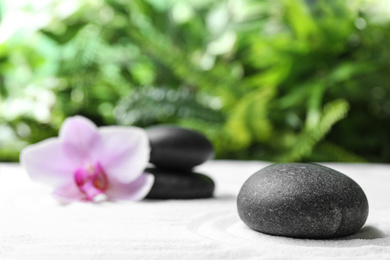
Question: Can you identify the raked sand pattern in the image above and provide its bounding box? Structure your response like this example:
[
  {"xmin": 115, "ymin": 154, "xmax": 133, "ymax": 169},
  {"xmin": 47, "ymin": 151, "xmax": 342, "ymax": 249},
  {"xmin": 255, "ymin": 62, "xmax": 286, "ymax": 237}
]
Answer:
[{"xmin": 1, "ymin": 161, "xmax": 389, "ymax": 259}]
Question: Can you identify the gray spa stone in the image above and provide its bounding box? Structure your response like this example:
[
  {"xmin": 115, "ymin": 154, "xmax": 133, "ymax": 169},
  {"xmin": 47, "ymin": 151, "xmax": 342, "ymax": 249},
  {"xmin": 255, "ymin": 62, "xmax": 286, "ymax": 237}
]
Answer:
[
  {"xmin": 145, "ymin": 168, "xmax": 215, "ymax": 199},
  {"xmin": 146, "ymin": 126, "xmax": 214, "ymax": 170},
  {"xmin": 237, "ymin": 163, "xmax": 369, "ymax": 239}
]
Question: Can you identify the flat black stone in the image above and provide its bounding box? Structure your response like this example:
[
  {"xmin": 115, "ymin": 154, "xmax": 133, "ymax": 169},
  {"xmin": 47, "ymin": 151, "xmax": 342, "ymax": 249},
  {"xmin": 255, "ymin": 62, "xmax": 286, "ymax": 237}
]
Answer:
[
  {"xmin": 237, "ymin": 163, "xmax": 369, "ymax": 239},
  {"xmin": 146, "ymin": 126, "xmax": 214, "ymax": 170},
  {"xmin": 145, "ymin": 168, "xmax": 215, "ymax": 199}
]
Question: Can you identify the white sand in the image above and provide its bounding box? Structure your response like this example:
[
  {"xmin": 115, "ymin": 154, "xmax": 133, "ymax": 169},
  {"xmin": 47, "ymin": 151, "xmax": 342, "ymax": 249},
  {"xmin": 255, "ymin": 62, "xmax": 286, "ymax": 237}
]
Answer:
[{"xmin": 1, "ymin": 161, "xmax": 389, "ymax": 259}]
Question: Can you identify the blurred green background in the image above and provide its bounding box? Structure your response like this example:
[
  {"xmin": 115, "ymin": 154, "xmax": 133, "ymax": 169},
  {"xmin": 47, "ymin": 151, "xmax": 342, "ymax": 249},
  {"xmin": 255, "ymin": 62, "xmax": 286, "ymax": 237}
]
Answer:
[{"xmin": 1, "ymin": 0, "xmax": 390, "ymax": 163}]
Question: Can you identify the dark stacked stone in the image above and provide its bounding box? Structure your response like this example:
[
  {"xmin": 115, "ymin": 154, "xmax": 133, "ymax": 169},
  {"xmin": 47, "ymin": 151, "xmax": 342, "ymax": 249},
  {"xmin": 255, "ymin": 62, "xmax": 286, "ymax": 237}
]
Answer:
[{"xmin": 145, "ymin": 126, "xmax": 215, "ymax": 199}]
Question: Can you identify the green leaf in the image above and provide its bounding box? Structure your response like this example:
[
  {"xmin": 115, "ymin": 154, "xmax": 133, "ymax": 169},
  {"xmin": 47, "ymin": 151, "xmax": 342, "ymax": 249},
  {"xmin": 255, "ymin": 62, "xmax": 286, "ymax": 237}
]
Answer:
[
  {"xmin": 329, "ymin": 62, "xmax": 377, "ymax": 83},
  {"xmin": 275, "ymin": 99, "xmax": 349, "ymax": 162},
  {"xmin": 283, "ymin": 0, "xmax": 319, "ymax": 40},
  {"xmin": 40, "ymin": 22, "xmax": 87, "ymax": 44},
  {"xmin": 310, "ymin": 141, "xmax": 367, "ymax": 162},
  {"xmin": 224, "ymin": 86, "xmax": 275, "ymax": 149}
]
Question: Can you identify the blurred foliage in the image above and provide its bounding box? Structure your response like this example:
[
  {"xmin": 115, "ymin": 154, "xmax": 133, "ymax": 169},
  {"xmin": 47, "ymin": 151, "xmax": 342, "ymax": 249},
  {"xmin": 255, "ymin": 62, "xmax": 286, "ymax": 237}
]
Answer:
[{"xmin": 1, "ymin": 0, "xmax": 390, "ymax": 163}]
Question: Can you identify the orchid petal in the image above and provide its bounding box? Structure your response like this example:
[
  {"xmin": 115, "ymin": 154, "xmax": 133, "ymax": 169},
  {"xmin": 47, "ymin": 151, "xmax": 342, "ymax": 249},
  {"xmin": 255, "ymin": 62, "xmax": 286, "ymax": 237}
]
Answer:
[
  {"xmin": 52, "ymin": 182, "xmax": 85, "ymax": 203},
  {"xmin": 98, "ymin": 126, "xmax": 150, "ymax": 183},
  {"xmin": 21, "ymin": 115, "xmax": 153, "ymax": 203},
  {"xmin": 20, "ymin": 138, "xmax": 79, "ymax": 187},
  {"xmin": 106, "ymin": 173, "xmax": 154, "ymax": 201},
  {"xmin": 59, "ymin": 116, "xmax": 102, "ymax": 164}
]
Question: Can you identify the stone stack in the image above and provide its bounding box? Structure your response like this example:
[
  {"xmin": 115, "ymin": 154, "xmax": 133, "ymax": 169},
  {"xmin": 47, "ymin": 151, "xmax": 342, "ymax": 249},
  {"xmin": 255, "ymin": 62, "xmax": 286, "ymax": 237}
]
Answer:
[{"xmin": 144, "ymin": 126, "xmax": 215, "ymax": 199}]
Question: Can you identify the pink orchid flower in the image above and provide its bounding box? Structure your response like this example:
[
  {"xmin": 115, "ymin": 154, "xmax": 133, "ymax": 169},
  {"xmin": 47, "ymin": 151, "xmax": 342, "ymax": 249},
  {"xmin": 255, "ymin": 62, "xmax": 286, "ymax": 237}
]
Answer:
[{"xmin": 20, "ymin": 116, "xmax": 154, "ymax": 202}]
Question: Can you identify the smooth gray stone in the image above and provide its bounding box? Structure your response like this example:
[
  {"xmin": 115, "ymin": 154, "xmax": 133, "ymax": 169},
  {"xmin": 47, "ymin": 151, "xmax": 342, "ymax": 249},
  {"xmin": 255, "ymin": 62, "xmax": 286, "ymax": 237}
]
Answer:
[
  {"xmin": 237, "ymin": 163, "xmax": 369, "ymax": 239},
  {"xmin": 145, "ymin": 168, "xmax": 215, "ymax": 199},
  {"xmin": 146, "ymin": 126, "xmax": 214, "ymax": 170}
]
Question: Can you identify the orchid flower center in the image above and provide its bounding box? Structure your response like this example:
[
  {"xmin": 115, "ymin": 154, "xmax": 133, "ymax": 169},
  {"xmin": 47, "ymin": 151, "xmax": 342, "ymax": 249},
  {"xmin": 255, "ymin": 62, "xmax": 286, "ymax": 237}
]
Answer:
[{"xmin": 74, "ymin": 162, "xmax": 109, "ymax": 201}]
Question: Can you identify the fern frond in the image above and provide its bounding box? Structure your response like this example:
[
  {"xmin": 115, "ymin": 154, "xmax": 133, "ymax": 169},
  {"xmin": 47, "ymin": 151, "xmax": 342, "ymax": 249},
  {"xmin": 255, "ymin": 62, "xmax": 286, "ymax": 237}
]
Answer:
[
  {"xmin": 75, "ymin": 26, "xmax": 103, "ymax": 69},
  {"xmin": 275, "ymin": 99, "xmax": 349, "ymax": 162},
  {"xmin": 115, "ymin": 86, "xmax": 224, "ymax": 126},
  {"xmin": 224, "ymin": 86, "xmax": 275, "ymax": 149},
  {"xmin": 122, "ymin": 14, "xmax": 242, "ymax": 102},
  {"xmin": 310, "ymin": 141, "xmax": 367, "ymax": 162}
]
